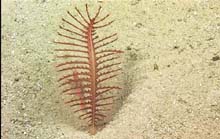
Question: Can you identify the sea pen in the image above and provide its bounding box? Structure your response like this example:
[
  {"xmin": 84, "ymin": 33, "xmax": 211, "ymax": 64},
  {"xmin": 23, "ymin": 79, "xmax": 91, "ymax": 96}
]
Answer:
[{"xmin": 54, "ymin": 4, "xmax": 123, "ymax": 135}]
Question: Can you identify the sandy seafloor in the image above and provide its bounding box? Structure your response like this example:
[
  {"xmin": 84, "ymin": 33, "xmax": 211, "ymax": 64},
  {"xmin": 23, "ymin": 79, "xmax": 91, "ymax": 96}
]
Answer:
[{"xmin": 2, "ymin": 0, "xmax": 220, "ymax": 139}]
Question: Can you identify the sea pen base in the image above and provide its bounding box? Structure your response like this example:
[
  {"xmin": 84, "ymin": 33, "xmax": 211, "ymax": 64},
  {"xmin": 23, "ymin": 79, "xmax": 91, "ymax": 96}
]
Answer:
[{"xmin": 89, "ymin": 126, "xmax": 97, "ymax": 135}]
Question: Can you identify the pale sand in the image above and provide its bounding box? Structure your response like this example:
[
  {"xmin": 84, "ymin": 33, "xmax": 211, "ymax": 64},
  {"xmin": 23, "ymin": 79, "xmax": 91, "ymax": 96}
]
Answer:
[{"xmin": 2, "ymin": 0, "xmax": 220, "ymax": 139}]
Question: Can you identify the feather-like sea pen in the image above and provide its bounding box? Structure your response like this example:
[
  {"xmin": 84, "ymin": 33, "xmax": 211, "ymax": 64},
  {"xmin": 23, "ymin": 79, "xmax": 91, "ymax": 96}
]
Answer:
[{"xmin": 54, "ymin": 4, "xmax": 123, "ymax": 135}]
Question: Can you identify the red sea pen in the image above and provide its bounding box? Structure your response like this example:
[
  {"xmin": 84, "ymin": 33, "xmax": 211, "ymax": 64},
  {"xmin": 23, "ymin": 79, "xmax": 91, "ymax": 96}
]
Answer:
[{"xmin": 54, "ymin": 4, "xmax": 123, "ymax": 134}]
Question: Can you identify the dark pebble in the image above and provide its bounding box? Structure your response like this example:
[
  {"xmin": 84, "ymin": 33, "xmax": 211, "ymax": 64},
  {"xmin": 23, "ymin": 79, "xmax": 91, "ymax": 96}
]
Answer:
[{"xmin": 212, "ymin": 55, "xmax": 220, "ymax": 61}]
